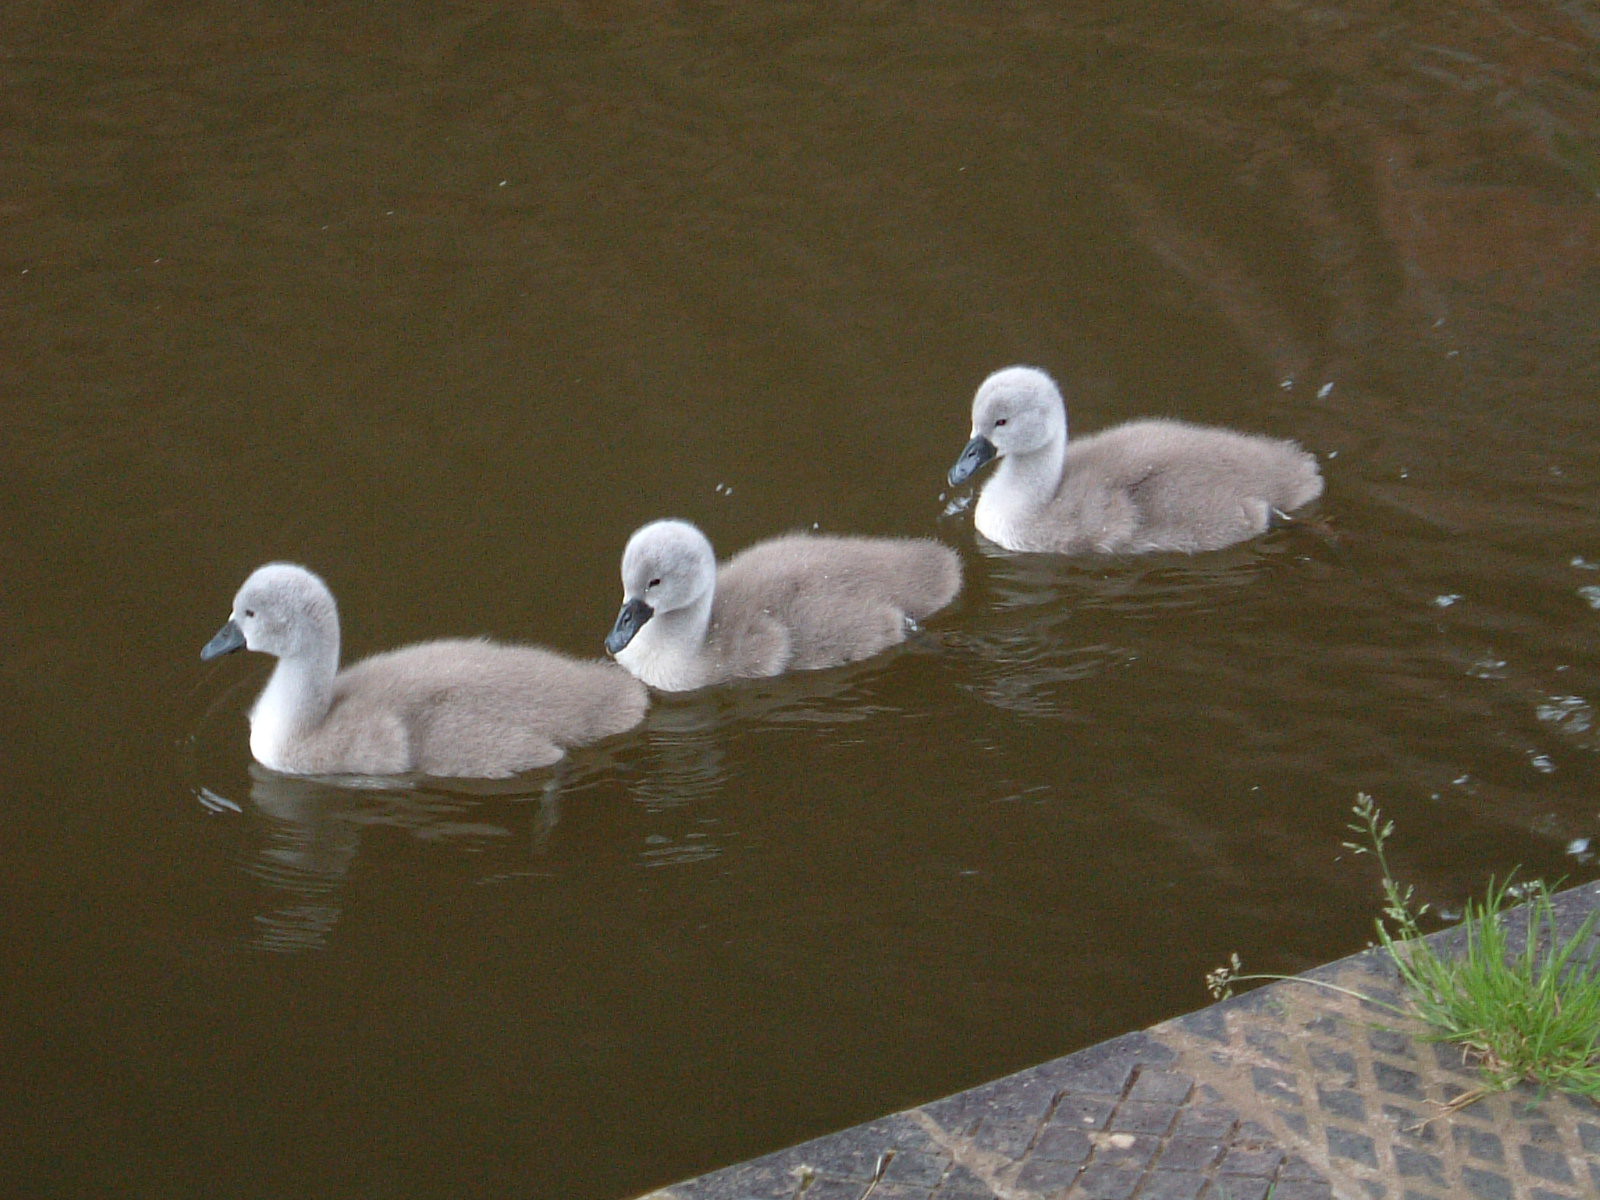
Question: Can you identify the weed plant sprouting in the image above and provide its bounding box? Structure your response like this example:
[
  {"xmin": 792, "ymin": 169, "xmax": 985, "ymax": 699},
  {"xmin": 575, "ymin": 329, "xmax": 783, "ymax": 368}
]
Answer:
[{"xmin": 1207, "ymin": 794, "xmax": 1600, "ymax": 1109}]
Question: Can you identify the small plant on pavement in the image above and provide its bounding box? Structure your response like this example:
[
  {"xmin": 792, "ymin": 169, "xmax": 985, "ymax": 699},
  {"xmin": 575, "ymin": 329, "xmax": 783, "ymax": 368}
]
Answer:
[{"xmin": 1207, "ymin": 794, "xmax": 1600, "ymax": 1110}]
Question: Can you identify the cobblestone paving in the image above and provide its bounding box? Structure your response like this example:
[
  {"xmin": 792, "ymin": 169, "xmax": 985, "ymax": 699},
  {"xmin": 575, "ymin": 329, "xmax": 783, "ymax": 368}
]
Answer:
[{"xmin": 639, "ymin": 881, "xmax": 1600, "ymax": 1200}]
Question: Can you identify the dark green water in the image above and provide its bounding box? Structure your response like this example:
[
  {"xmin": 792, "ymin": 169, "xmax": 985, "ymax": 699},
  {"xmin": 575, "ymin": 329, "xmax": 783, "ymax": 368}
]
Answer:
[{"xmin": 5, "ymin": 2, "xmax": 1600, "ymax": 1196}]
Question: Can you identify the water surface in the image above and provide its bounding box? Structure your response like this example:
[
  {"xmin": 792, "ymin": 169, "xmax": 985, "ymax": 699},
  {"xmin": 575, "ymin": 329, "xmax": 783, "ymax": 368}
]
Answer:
[{"xmin": 6, "ymin": 2, "xmax": 1600, "ymax": 1197}]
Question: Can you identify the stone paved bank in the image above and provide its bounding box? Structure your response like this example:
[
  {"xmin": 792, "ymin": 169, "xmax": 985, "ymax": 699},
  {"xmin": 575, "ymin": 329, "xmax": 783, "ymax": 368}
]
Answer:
[{"xmin": 639, "ymin": 881, "xmax": 1600, "ymax": 1200}]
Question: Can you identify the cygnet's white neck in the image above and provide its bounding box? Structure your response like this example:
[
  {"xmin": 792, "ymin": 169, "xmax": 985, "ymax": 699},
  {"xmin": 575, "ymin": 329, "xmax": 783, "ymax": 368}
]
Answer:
[
  {"xmin": 615, "ymin": 592, "xmax": 713, "ymax": 691},
  {"xmin": 249, "ymin": 644, "xmax": 338, "ymax": 771},
  {"xmin": 974, "ymin": 437, "xmax": 1066, "ymax": 545}
]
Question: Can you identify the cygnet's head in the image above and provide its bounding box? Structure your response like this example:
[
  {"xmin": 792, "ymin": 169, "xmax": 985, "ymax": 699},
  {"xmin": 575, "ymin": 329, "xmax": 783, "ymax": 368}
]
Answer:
[
  {"xmin": 605, "ymin": 520, "xmax": 717, "ymax": 655},
  {"xmin": 948, "ymin": 365, "xmax": 1068, "ymax": 486},
  {"xmin": 201, "ymin": 562, "xmax": 338, "ymax": 662}
]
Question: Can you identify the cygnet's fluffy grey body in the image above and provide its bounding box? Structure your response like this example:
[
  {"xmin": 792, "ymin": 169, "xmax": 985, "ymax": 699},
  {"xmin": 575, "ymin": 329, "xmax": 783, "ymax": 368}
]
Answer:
[
  {"xmin": 949, "ymin": 365, "xmax": 1323, "ymax": 554},
  {"xmin": 202, "ymin": 562, "xmax": 648, "ymax": 777},
  {"xmin": 604, "ymin": 519, "xmax": 962, "ymax": 692}
]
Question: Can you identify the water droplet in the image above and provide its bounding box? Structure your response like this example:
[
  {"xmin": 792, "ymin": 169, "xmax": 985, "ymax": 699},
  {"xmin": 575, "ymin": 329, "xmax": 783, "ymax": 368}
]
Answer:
[{"xmin": 1536, "ymin": 695, "xmax": 1592, "ymax": 734}]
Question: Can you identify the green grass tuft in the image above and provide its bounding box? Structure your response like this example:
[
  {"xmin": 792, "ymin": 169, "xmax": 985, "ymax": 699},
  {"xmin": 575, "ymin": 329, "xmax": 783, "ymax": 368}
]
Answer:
[{"xmin": 1208, "ymin": 794, "xmax": 1600, "ymax": 1110}]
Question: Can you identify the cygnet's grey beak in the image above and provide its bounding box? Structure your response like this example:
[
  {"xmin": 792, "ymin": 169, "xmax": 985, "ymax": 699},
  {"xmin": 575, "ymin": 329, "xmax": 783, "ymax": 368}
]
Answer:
[
  {"xmin": 201, "ymin": 618, "xmax": 247, "ymax": 661},
  {"xmin": 948, "ymin": 435, "xmax": 997, "ymax": 486},
  {"xmin": 605, "ymin": 597, "xmax": 654, "ymax": 656}
]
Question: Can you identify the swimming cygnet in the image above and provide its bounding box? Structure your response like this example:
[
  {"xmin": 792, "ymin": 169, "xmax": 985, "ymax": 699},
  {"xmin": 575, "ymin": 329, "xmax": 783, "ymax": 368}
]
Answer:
[
  {"xmin": 948, "ymin": 365, "xmax": 1324, "ymax": 554},
  {"xmin": 603, "ymin": 519, "xmax": 962, "ymax": 691},
  {"xmin": 201, "ymin": 562, "xmax": 648, "ymax": 777}
]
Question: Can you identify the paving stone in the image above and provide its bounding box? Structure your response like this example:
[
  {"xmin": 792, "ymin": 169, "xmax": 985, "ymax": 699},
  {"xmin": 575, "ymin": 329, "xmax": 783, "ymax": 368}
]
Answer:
[
  {"xmin": 1518, "ymin": 1140, "xmax": 1576, "ymax": 1185},
  {"xmin": 801, "ymin": 1143, "xmax": 879, "ymax": 1180},
  {"xmin": 1201, "ymin": 1177, "xmax": 1271, "ymax": 1200},
  {"xmin": 1380, "ymin": 1104, "xmax": 1432, "ymax": 1143},
  {"xmin": 1304, "ymin": 1015, "xmax": 1345, "ymax": 1039},
  {"xmin": 1138, "ymin": 1170, "xmax": 1206, "ymax": 1200},
  {"xmin": 1043, "ymin": 1035, "xmax": 1146, "ymax": 1096},
  {"xmin": 1243, "ymin": 1027, "xmax": 1293, "ymax": 1064},
  {"xmin": 1128, "ymin": 1069, "xmax": 1193, "ymax": 1106},
  {"xmin": 1452, "ymin": 1125, "xmax": 1506, "ymax": 1163},
  {"xmin": 637, "ymin": 883, "xmax": 1600, "ymax": 1200},
  {"xmin": 1049, "ymin": 1094, "xmax": 1115, "ymax": 1131},
  {"xmin": 1029, "ymin": 1124, "xmax": 1092, "ymax": 1162},
  {"xmin": 789, "ymin": 1178, "xmax": 861, "ymax": 1200},
  {"xmin": 1278, "ymin": 1155, "xmax": 1328, "ymax": 1182},
  {"xmin": 928, "ymin": 1180, "xmax": 994, "ymax": 1200},
  {"xmin": 970, "ymin": 1118, "xmax": 1032, "ymax": 1157},
  {"xmin": 1326, "ymin": 1125, "xmax": 1378, "ymax": 1168},
  {"xmin": 1155, "ymin": 1136, "xmax": 1224, "ymax": 1171},
  {"xmin": 879, "ymin": 1151, "xmax": 947, "ymax": 1189},
  {"xmin": 932, "ymin": 1164, "xmax": 993, "ymax": 1198},
  {"xmin": 1367, "ymin": 1028, "xmax": 1412, "ymax": 1057},
  {"xmin": 1013, "ymin": 1154, "xmax": 1081, "ymax": 1191},
  {"xmin": 1355, "ymin": 981, "xmax": 1406, "ymax": 1012},
  {"xmin": 1216, "ymin": 1139, "xmax": 1280, "ymax": 1178},
  {"xmin": 1372, "ymin": 1060, "xmax": 1425, "ymax": 1100},
  {"xmin": 1250, "ymin": 1065, "xmax": 1300, "ymax": 1103},
  {"xmin": 1307, "ymin": 1043, "xmax": 1358, "ymax": 1081},
  {"xmin": 1270, "ymin": 1183, "xmax": 1334, "ymax": 1200},
  {"xmin": 1095, "ymin": 1131, "xmax": 1161, "ymax": 1169},
  {"xmin": 1315, "ymin": 1083, "xmax": 1366, "ymax": 1121},
  {"xmin": 1171, "ymin": 1105, "xmax": 1236, "ymax": 1140},
  {"xmin": 1461, "ymin": 1165, "xmax": 1514, "ymax": 1200},
  {"xmin": 1108, "ymin": 1099, "xmax": 1177, "ymax": 1135},
  {"xmin": 1073, "ymin": 1162, "xmax": 1141, "ymax": 1199},
  {"xmin": 1391, "ymin": 1144, "xmax": 1446, "ymax": 1187},
  {"xmin": 1178, "ymin": 1004, "xmax": 1230, "ymax": 1044}
]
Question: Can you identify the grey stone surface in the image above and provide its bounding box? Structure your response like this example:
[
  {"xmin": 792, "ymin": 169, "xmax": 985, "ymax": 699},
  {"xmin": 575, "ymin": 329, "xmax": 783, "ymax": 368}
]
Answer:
[{"xmin": 639, "ymin": 882, "xmax": 1600, "ymax": 1200}]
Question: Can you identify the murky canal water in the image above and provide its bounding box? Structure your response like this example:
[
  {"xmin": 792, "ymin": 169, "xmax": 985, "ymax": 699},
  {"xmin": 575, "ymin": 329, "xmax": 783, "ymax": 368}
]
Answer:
[{"xmin": 6, "ymin": 2, "xmax": 1600, "ymax": 1197}]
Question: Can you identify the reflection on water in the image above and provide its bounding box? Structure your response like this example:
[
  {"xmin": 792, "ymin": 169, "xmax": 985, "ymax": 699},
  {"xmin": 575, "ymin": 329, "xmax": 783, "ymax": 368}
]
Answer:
[
  {"xmin": 237, "ymin": 772, "xmax": 359, "ymax": 954},
  {"xmin": 948, "ymin": 527, "xmax": 1342, "ymax": 719},
  {"xmin": 202, "ymin": 765, "xmax": 570, "ymax": 951},
  {"xmin": 204, "ymin": 672, "xmax": 934, "ymax": 951}
]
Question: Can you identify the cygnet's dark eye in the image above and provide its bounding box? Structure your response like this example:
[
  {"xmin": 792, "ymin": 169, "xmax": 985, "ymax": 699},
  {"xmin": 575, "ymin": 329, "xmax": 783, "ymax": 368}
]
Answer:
[
  {"xmin": 994, "ymin": 418, "xmax": 1008, "ymax": 427},
  {"xmin": 244, "ymin": 609, "xmax": 256, "ymax": 618},
  {"xmin": 647, "ymin": 578, "xmax": 662, "ymax": 589}
]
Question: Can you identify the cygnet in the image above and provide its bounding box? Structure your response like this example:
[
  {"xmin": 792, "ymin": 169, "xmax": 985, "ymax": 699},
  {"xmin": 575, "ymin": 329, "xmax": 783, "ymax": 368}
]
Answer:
[
  {"xmin": 948, "ymin": 365, "xmax": 1323, "ymax": 554},
  {"xmin": 604, "ymin": 520, "xmax": 962, "ymax": 691},
  {"xmin": 201, "ymin": 562, "xmax": 648, "ymax": 777}
]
